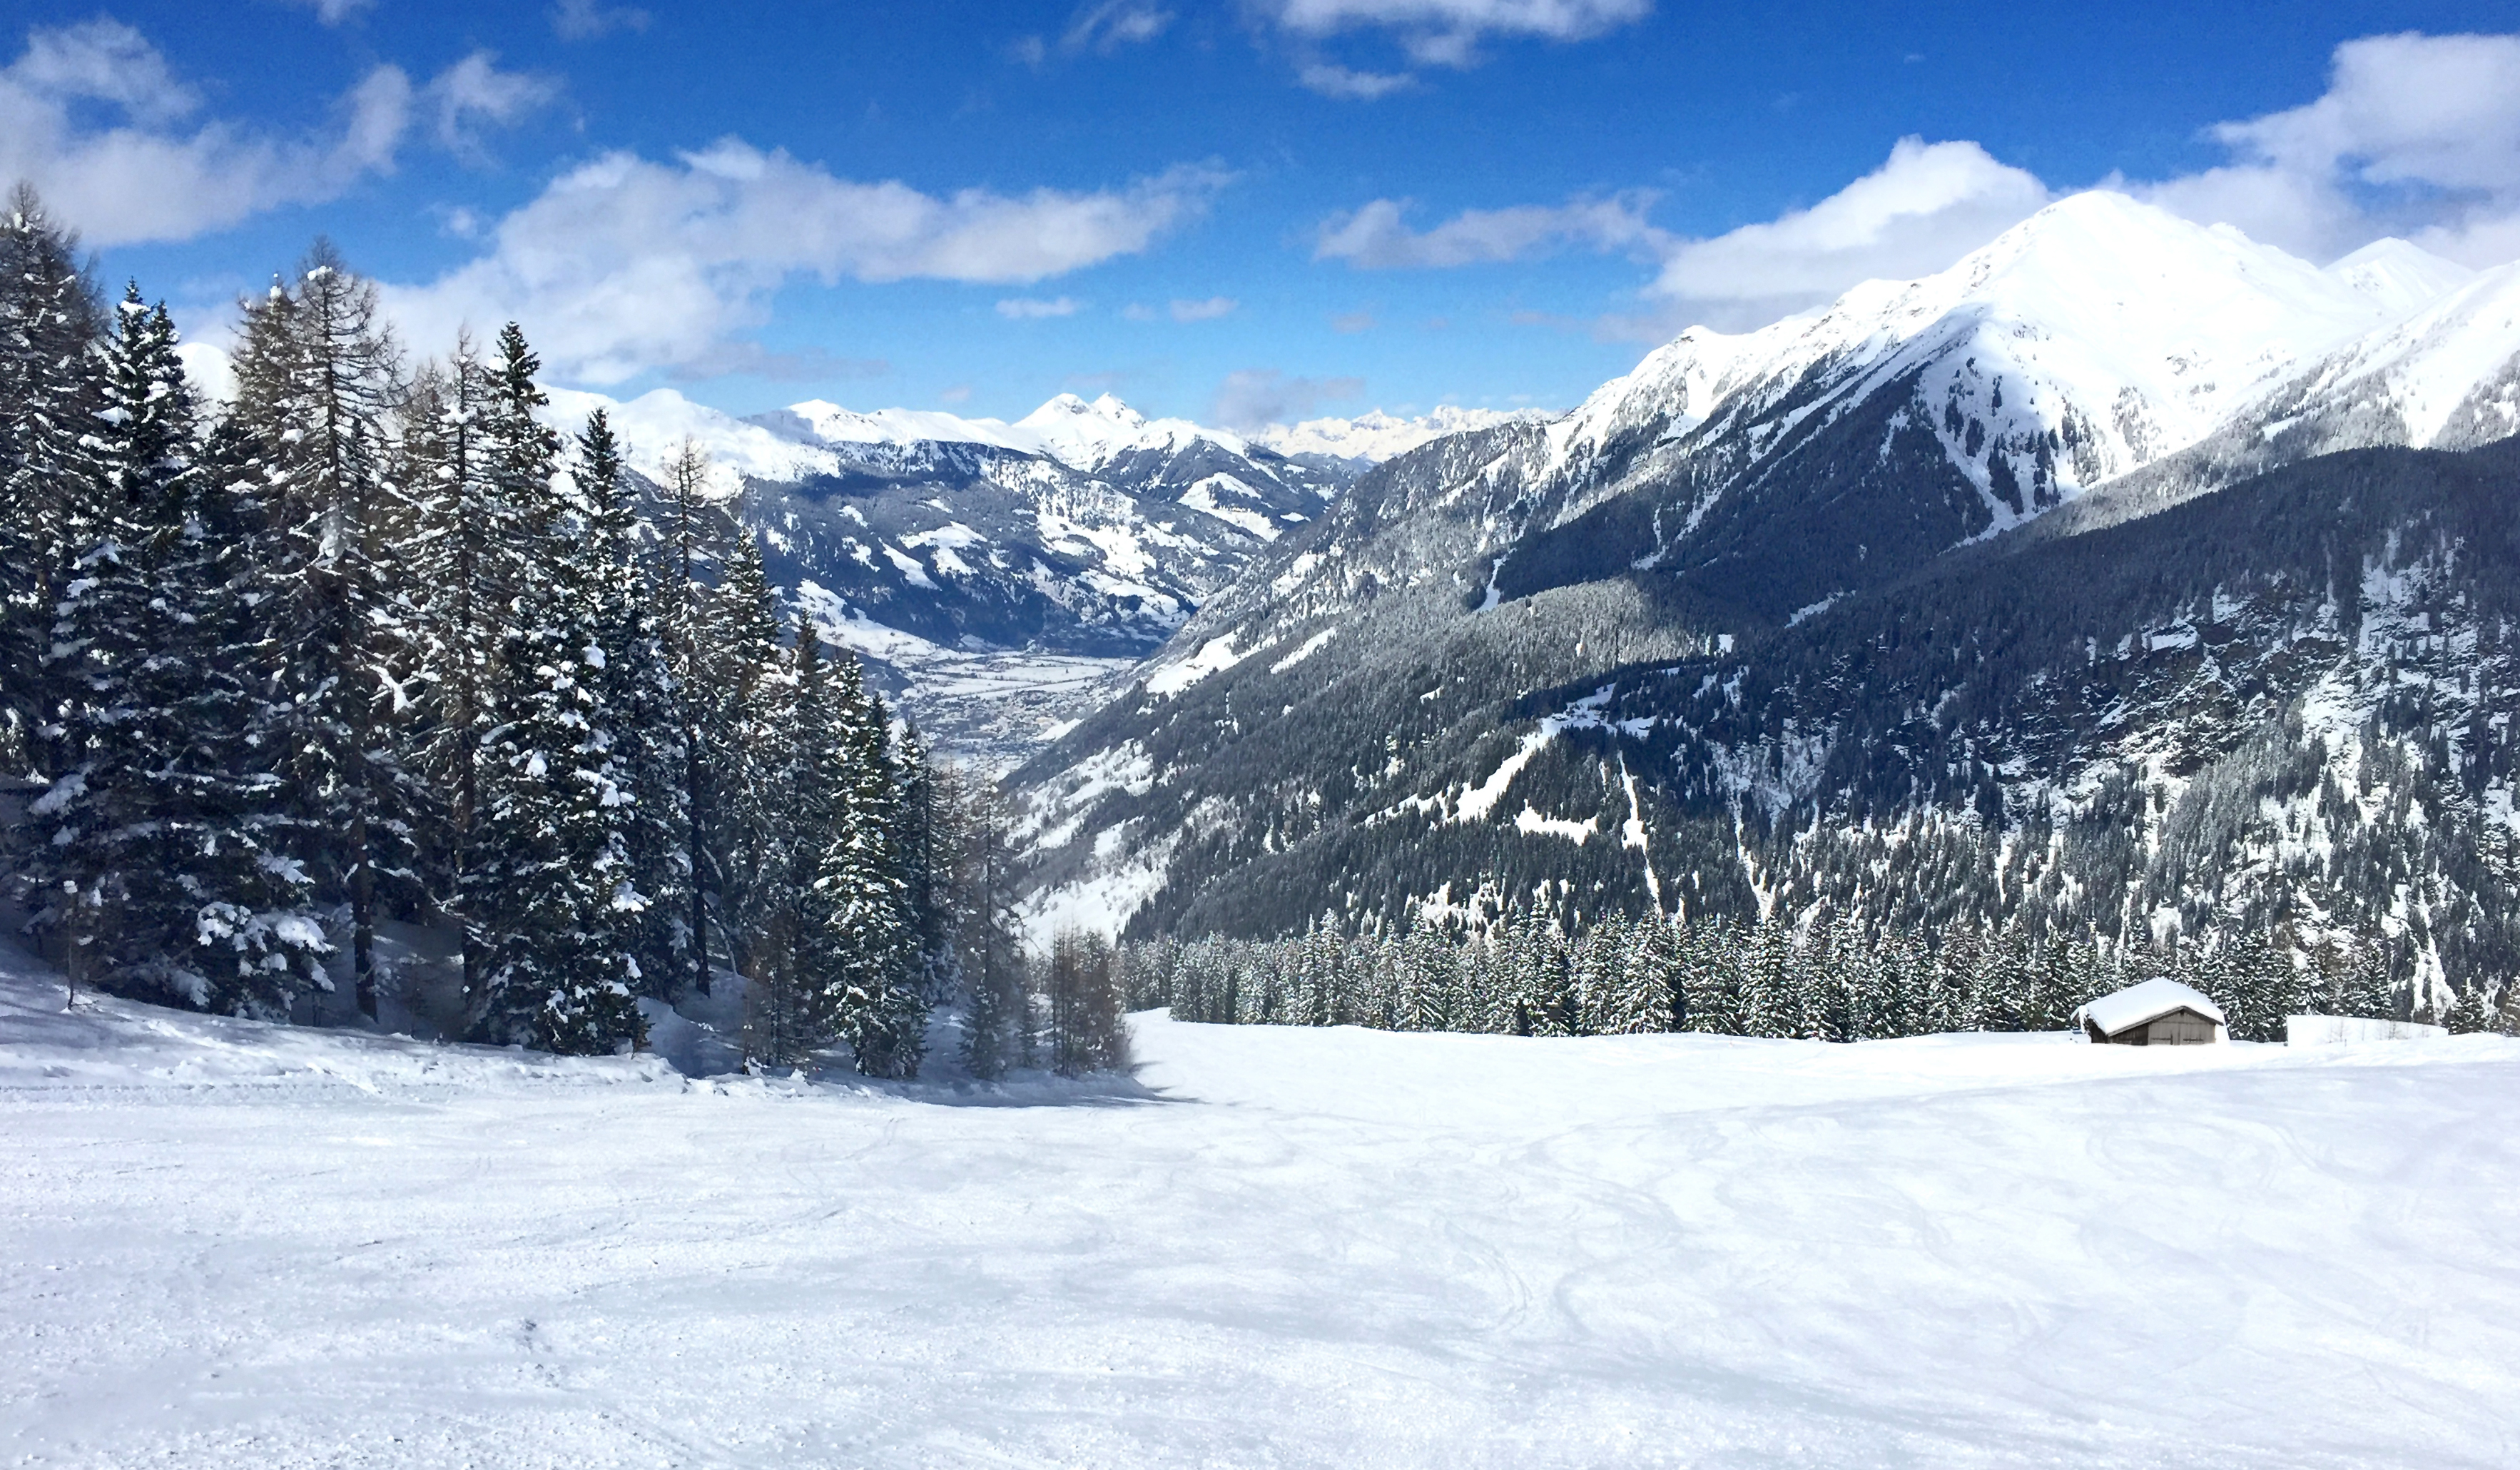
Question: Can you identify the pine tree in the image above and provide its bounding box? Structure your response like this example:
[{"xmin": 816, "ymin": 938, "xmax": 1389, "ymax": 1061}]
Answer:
[
  {"xmin": 400, "ymin": 335, "xmax": 509, "ymax": 1004},
  {"xmin": 652, "ymin": 438, "xmax": 722, "ymax": 995},
  {"xmin": 467, "ymin": 326, "xmax": 644, "ymax": 1055},
  {"xmin": 576, "ymin": 410, "xmax": 691, "ymax": 998},
  {"xmin": 820, "ymin": 647, "xmax": 923, "ymax": 1077},
  {"xmin": 740, "ymin": 622, "xmax": 820, "ymax": 1070},
  {"xmin": 228, "ymin": 244, "xmax": 418, "ymax": 1019},
  {"xmin": 957, "ymin": 779, "xmax": 1031, "ymax": 1078},
  {"xmin": 0, "ymin": 185, "xmax": 103, "ymax": 776},
  {"xmin": 706, "ymin": 531, "xmax": 788, "ymax": 980},
  {"xmin": 895, "ymin": 724, "xmax": 962, "ymax": 1010},
  {"xmin": 21, "ymin": 288, "xmax": 325, "ymax": 1013}
]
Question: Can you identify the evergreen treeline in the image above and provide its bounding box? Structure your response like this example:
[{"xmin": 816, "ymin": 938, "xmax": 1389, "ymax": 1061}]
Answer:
[
  {"xmin": 1121, "ymin": 908, "xmax": 2520, "ymax": 1043},
  {"xmin": 0, "ymin": 189, "xmax": 1002, "ymax": 1069}
]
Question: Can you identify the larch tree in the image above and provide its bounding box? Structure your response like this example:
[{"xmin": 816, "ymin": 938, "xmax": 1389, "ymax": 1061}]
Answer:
[{"xmin": 229, "ymin": 244, "xmax": 417, "ymax": 1020}]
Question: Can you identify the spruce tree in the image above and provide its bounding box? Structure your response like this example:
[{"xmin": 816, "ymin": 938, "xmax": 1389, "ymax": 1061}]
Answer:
[
  {"xmin": 577, "ymin": 410, "xmax": 693, "ymax": 997},
  {"xmin": 467, "ymin": 326, "xmax": 644, "ymax": 1055},
  {"xmin": 23, "ymin": 288, "xmax": 325, "ymax": 1013},
  {"xmin": 820, "ymin": 648, "xmax": 923, "ymax": 1077},
  {"xmin": 652, "ymin": 439, "xmax": 722, "ymax": 995},
  {"xmin": 0, "ymin": 185, "xmax": 102, "ymax": 776}
]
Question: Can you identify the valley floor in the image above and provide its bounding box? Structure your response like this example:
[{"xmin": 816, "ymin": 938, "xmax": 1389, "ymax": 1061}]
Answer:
[{"xmin": 3, "ymin": 955, "xmax": 2514, "ymax": 1468}]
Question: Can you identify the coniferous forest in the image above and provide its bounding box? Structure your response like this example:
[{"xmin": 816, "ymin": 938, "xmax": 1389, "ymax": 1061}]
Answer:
[
  {"xmin": 1121, "ymin": 905, "xmax": 2520, "ymax": 1045},
  {"xmin": 0, "ymin": 189, "xmax": 1055, "ymax": 1073}
]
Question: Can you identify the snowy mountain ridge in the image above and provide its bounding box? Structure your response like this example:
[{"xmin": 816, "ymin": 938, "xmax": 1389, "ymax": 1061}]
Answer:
[
  {"xmin": 545, "ymin": 387, "xmax": 1515, "ymax": 497},
  {"xmin": 1010, "ymin": 191, "xmax": 2520, "ymax": 953},
  {"xmin": 1542, "ymin": 193, "xmax": 2471, "ymax": 528}
]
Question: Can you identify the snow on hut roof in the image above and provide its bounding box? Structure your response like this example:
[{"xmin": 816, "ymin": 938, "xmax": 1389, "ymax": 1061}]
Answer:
[{"xmin": 2076, "ymin": 978, "xmax": 2227, "ymax": 1036}]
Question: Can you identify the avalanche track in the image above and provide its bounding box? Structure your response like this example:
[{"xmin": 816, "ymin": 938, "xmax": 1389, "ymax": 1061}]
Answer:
[{"xmin": 2, "ymin": 953, "xmax": 2514, "ymax": 1468}]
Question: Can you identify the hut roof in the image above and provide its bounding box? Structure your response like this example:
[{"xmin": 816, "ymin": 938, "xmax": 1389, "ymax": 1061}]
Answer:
[{"xmin": 2076, "ymin": 978, "xmax": 2226, "ymax": 1037}]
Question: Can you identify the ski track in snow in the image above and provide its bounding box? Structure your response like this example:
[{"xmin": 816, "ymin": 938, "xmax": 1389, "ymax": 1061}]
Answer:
[{"xmin": 3, "ymin": 953, "xmax": 2516, "ymax": 1468}]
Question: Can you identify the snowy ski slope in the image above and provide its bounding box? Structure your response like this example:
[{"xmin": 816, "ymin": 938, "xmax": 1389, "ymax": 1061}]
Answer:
[{"xmin": 3, "ymin": 952, "xmax": 2516, "ymax": 1467}]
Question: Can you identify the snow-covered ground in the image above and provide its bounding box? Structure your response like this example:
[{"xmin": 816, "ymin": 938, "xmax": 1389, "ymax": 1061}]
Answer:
[{"xmin": 4, "ymin": 950, "xmax": 2516, "ymax": 1468}]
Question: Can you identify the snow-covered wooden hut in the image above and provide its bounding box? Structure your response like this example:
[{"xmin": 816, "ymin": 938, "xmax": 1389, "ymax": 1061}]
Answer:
[{"xmin": 2076, "ymin": 978, "xmax": 2226, "ymax": 1045}]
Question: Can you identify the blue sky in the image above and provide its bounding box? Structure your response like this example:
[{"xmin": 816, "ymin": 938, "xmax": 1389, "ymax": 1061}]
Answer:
[{"xmin": 8, "ymin": 1, "xmax": 2520, "ymax": 426}]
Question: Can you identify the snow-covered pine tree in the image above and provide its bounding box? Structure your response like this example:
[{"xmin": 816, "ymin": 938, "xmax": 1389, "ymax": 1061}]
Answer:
[
  {"xmin": 228, "ymin": 245, "xmax": 420, "ymax": 1019},
  {"xmin": 576, "ymin": 410, "xmax": 692, "ymax": 998},
  {"xmin": 25, "ymin": 287, "xmax": 328, "ymax": 1013},
  {"xmin": 467, "ymin": 325, "xmax": 644, "ymax": 1055},
  {"xmin": 0, "ymin": 185, "xmax": 103, "ymax": 776},
  {"xmin": 741, "ymin": 622, "xmax": 823, "ymax": 1070},
  {"xmin": 397, "ymin": 335, "xmax": 511, "ymax": 1004},
  {"xmin": 705, "ymin": 530, "xmax": 788, "ymax": 982},
  {"xmin": 651, "ymin": 438, "xmax": 722, "ymax": 995},
  {"xmin": 820, "ymin": 646, "xmax": 923, "ymax": 1078}
]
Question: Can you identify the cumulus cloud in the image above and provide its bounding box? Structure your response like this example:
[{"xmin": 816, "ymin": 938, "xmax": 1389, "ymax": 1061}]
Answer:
[
  {"xmin": 1648, "ymin": 138, "xmax": 2052, "ymax": 325},
  {"xmin": 1211, "ymin": 368, "xmax": 1363, "ymax": 429},
  {"xmin": 997, "ymin": 295, "xmax": 1082, "ymax": 318},
  {"xmin": 1324, "ymin": 30, "xmax": 2520, "ymax": 341},
  {"xmin": 389, "ymin": 143, "xmax": 1228, "ymax": 383},
  {"xmin": 552, "ymin": 0, "xmax": 652, "ymax": 41},
  {"xmin": 1264, "ymin": 0, "xmax": 1651, "ymax": 67},
  {"xmin": 1316, "ymin": 192, "xmax": 1668, "ymax": 268},
  {"xmin": 2129, "ymin": 31, "xmax": 2520, "ymax": 265},
  {"xmin": 0, "ymin": 22, "xmax": 554, "ymax": 247}
]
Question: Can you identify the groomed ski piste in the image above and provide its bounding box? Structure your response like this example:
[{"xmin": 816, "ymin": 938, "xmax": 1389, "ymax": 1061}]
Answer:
[{"xmin": 4, "ymin": 946, "xmax": 2516, "ymax": 1469}]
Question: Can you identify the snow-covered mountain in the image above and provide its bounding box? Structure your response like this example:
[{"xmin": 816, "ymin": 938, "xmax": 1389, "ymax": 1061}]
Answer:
[
  {"xmin": 1515, "ymin": 193, "xmax": 2466, "ymax": 604},
  {"xmin": 1010, "ymin": 190, "xmax": 2520, "ymax": 961},
  {"xmin": 1256, "ymin": 406, "xmax": 1550, "ymax": 465},
  {"xmin": 540, "ymin": 387, "xmax": 1522, "ymax": 761}
]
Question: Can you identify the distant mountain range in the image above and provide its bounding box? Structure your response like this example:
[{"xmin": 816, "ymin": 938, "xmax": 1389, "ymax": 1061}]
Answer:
[
  {"xmin": 541, "ymin": 385, "xmax": 1538, "ymax": 759},
  {"xmin": 1005, "ymin": 192, "xmax": 2520, "ymax": 1005}
]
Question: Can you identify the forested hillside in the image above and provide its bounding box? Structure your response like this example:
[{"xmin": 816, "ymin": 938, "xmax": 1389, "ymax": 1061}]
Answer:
[
  {"xmin": 0, "ymin": 189, "xmax": 1057, "ymax": 1071},
  {"xmin": 1014, "ymin": 198, "xmax": 2520, "ymax": 1021}
]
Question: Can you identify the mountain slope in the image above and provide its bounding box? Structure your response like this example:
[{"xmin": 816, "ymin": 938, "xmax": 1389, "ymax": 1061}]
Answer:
[
  {"xmin": 1012, "ymin": 195, "xmax": 2520, "ymax": 1002},
  {"xmin": 544, "ymin": 389, "xmax": 1522, "ymax": 760}
]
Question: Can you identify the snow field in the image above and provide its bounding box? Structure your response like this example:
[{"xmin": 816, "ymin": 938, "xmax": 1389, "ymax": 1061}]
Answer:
[{"xmin": 4, "ymin": 957, "xmax": 2517, "ymax": 1468}]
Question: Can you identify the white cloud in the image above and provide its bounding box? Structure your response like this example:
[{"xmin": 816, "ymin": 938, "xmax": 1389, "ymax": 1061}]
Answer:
[
  {"xmin": 1066, "ymin": 2, "xmax": 1174, "ymax": 53},
  {"xmin": 1264, "ymin": 0, "xmax": 1651, "ymax": 66},
  {"xmin": 1648, "ymin": 137, "xmax": 2052, "ymax": 325},
  {"xmin": 0, "ymin": 22, "xmax": 552, "ymax": 247},
  {"xmin": 998, "ymin": 295, "xmax": 1082, "ymax": 318},
  {"xmin": 1316, "ymin": 192, "xmax": 1668, "ymax": 268},
  {"xmin": 1170, "ymin": 295, "xmax": 1237, "ymax": 321},
  {"xmin": 2128, "ymin": 31, "xmax": 2520, "ymax": 266},
  {"xmin": 1298, "ymin": 64, "xmax": 1414, "ymax": 99},
  {"xmin": 1304, "ymin": 31, "xmax": 2520, "ymax": 343},
  {"xmin": 283, "ymin": 0, "xmax": 375, "ymax": 25},
  {"xmin": 389, "ymin": 143, "xmax": 1228, "ymax": 383},
  {"xmin": 552, "ymin": 0, "xmax": 652, "ymax": 41},
  {"xmin": 427, "ymin": 51, "xmax": 561, "ymax": 158},
  {"xmin": 0, "ymin": 19, "xmax": 412, "ymax": 246},
  {"xmin": 1211, "ymin": 368, "xmax": 1363, "ymax": 429}
]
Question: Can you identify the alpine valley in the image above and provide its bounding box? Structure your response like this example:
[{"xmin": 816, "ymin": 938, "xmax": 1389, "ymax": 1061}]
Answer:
[
  {"xmin": 546, "ymin": 384, "xmax": 1537, "ymax": 763},
  {"xmin": 997, "ymin": 192, "xmax": 2520, "ymax": 1005}
]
